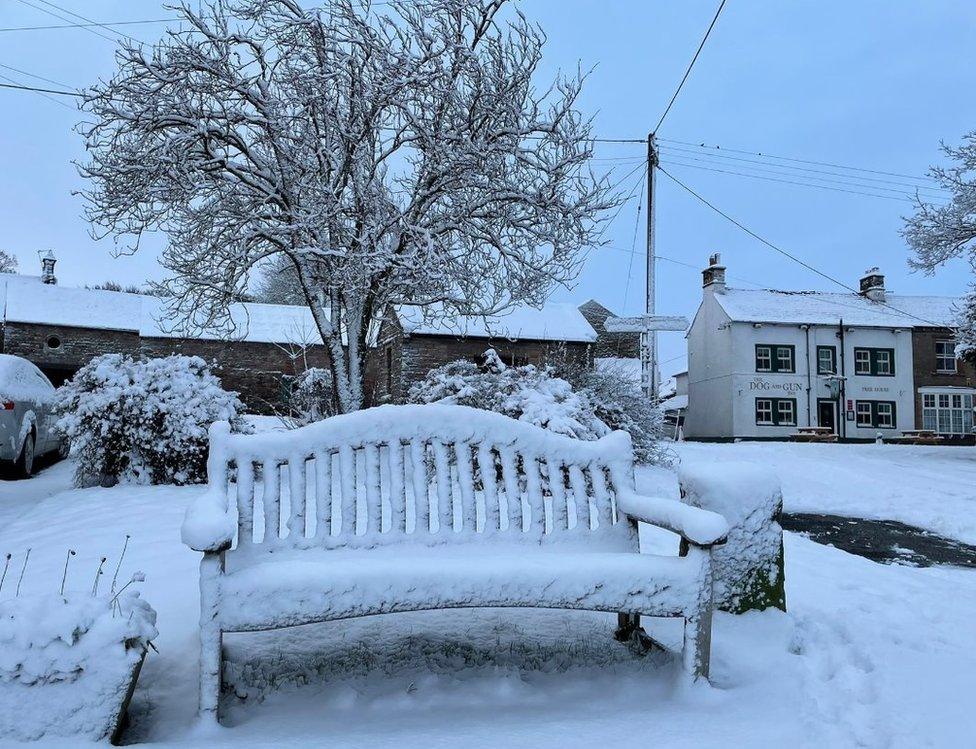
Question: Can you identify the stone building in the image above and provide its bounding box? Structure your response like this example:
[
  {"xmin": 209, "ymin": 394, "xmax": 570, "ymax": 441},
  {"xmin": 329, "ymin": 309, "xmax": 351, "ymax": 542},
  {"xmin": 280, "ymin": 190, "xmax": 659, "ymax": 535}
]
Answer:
[
  {"xmin": 0, "ymin": 273, "xmax": 328, "ymax": 410},
  {"xmin": 368, "ymin": 303, "xmax": 601, "ymax": 403},
  {"xmin": 912, "ymin": 326, "xmax": 976, "ymax": 439}
]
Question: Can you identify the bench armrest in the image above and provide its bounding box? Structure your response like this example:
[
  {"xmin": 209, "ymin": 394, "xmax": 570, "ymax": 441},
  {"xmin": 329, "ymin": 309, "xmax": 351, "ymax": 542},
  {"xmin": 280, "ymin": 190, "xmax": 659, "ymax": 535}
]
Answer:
[
  {"xmin": 616, "ymin": 491, "xmax": 728, "ymax": 547},
  {"xmin": 181, "ymin": 487, "xmax": 235, "ymax": 553}
]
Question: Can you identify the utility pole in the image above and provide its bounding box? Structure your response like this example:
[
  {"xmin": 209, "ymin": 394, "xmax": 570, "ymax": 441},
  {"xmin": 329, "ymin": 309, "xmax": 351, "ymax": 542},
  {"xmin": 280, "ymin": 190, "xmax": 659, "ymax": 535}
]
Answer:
[
  {"xmin": 644, "ymin": 132, "xmax": 659, "ymax": 402},
  {"xmin": 604, "ymin": 134, "xmax": 688, "ymax": 400}
]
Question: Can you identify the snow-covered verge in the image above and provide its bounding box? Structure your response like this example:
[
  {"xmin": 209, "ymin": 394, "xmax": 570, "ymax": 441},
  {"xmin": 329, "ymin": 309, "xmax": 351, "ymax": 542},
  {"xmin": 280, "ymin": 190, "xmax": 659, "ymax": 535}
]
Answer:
[
  {"xmin": 0, "ymin": 463, "xmax": 974, "ymax": 748},
  {"xmin": 676, "ymin": 441, "xmax": 976, "ymax": 544},
  {"xmin": 0, "ymin": 593, "xmax": 156, "ymax": 742}
]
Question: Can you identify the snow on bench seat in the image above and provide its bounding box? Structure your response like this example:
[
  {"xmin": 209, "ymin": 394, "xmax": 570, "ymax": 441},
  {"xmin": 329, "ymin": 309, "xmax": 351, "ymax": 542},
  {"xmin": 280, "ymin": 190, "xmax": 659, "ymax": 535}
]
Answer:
[
  {"xmin": 218, "ymin": 550, "xmax": 698, "ymax": 632},
  {"xmin": 182, "ymin": 404, "xmax": 727, "ymax": 723}
]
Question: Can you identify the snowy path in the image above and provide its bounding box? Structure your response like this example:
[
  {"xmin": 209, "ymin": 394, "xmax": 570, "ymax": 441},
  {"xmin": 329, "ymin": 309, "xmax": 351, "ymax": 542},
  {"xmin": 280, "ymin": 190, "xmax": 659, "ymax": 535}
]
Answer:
[
  {"xmin": 675, "ymin": 441, "xmax": 976, "ymax": 544},
  {"xmin": 0, "ymin": 458, "xmax": 72, "ymax": 530},
  {"xmin": 0, "ymin": 480, "xmax": 973, "ymax": 747}
]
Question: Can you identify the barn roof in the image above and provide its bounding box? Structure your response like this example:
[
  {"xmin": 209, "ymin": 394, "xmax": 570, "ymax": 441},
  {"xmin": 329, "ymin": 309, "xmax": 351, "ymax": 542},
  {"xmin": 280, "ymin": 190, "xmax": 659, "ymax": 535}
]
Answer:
[{"xmin": 394, "ymin": 302, "xmax": 598, "ymax": 343}]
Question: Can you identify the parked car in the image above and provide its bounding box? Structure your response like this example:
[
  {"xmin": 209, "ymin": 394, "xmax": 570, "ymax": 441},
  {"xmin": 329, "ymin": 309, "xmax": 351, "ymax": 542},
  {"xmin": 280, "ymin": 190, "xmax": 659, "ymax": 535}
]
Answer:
[{"xmin": 0, "ymin": 355, "xmax": 61, "ymax": 478}]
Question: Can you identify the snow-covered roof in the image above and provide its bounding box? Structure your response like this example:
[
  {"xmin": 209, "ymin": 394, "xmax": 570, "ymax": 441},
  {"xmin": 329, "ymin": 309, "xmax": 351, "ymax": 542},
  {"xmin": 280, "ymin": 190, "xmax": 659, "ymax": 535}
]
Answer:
[
  {"xmin": 713, "ymin": 287, "xmax": 959, "ymax": 328},
  {"xmin": 659, "ymin": 393, "xmax": 688, "ymax": 412},
  {"xmin": 395, "ymin": 303, "xmax": 597, "ymax": 343},
  {"xmin": 0, "ymin": 275, "xmax": 322, "ymax": 345}
]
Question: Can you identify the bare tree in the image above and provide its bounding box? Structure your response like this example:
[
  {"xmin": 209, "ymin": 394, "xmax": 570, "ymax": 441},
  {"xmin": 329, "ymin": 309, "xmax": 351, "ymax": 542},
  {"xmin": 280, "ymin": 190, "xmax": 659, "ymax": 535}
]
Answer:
[
  {"xmin": 903, "ymin": 132, "xmax": 976, "ymax": 358},
  {"xmin": 0, "ymin": 251, "xmax": 18, "ymax": 274},
  {"xmin": 78, "ymin": 0, "xmax": 618, "ymax": 412}
]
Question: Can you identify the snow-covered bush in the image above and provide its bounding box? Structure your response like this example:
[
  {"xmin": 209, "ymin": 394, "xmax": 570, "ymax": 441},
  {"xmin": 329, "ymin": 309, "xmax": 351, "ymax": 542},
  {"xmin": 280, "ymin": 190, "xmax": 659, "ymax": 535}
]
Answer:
[
  {"xmin": 408, "ymin": 350, "xmax": 605, "ymax": 440},
  {"xmin": 54, "ymin": 354, "xmax": 245, "ymax": 487},
  {"xmin": 563, "ymin": 361, "xmax": 672, "ymax": 466},
  {"xmin": 286, "ymin": 367, "xmax": 335, "ymax": 425},
  {"xmin": 679, "ymin": 462, "xmax": 786, "ymax": 614},
  {"xmin": 0, "ymin": 591, "xmax": 156, "ymax": 742}
]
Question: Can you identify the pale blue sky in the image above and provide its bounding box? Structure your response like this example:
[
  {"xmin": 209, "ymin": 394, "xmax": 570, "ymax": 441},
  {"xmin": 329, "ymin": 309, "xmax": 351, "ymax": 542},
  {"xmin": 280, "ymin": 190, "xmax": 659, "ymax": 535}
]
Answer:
[{"xmin": 1, "ymin": 1, "xmax": 974, "ymax": 377}]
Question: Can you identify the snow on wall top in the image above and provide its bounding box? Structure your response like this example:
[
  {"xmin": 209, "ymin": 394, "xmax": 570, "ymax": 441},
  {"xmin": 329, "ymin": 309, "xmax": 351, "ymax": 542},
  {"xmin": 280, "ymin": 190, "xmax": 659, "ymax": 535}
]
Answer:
[
  {"xmin": 0, "ymin": 275, "xmax": 322, "ymax": 345},
  {"xmin": 396, "ymin": 303, "xmax": 597, "ymax": 342},
  {"xmin": 714, "ymin": 287, "xmax": 960, "ymax": 328}
]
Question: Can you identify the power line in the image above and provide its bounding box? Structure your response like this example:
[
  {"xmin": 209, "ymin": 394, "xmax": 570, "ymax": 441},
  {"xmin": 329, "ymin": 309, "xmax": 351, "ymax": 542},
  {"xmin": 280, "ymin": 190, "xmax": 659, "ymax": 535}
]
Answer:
[
  {"xmin": 658, "ymin": 136, "xmax": 940, "ymax": 184},
  {"xmin": 656, "ymin": 164, "xmax": 953, "ymax": 327},
  {"xmin": 658, "ymin": 143, "xmax": 949, "ymax": 197},
  {"xmin": 0, "ymin": 62, "xmax": 74, "ymax": 90},
  {"xmin": 0, "ymin": 81, "xmax": 81, "ymax": 97},
  {"xmin": 622, "ymin": 169, "xmax": 647, "ymax": 309},
  {"xmin": 35, "ymin": 0, "xmax": 145, "ymax": 44},
  {"xmin": 660, "ymin": 157, "xmax": 932, "ymax": 203},
  {"xmin": 14, "ymin": 0, "xmax": 120, "ymax": 44},
  {"xmin": 652, "ymin": 0, "xmax": 727, "ymax": 134},
  {"xmin": 0, "ymin": 19, "xmax": 174, "ymax": 33}
]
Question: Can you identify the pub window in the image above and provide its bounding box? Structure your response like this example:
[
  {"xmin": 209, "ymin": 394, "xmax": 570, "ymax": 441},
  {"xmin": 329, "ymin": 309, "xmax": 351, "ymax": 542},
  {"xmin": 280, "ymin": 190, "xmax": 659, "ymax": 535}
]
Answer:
[
  {"xmin": 816, "ymin": 346, "xmax": 836, "ymax": 375},
  {"xmin": 855, "ymin": 400, "xmax": 897, "ymax": 429},
  {"xmin": 936, "ymin": 340, "xmax": 957, "ymax": 374},
  {"xmin": 755, "ymin": 397, "xmax": 796, "ymax": 426},
  {"xmin": 853, "ymin": 348, "xmax": 895, "ymax": 377},
  {"xmin": 755, "ymin": 344, "xmax": 795, "ymax": 373}
]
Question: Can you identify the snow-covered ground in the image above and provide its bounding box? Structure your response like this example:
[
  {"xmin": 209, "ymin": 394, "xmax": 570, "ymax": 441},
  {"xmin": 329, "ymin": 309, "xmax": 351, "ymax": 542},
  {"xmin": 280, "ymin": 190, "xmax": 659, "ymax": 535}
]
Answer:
[
  {"xmin": 0, "ymin": 455, "xmax": 973, "ymax": 748},
  {"xmin": 676, "ymin": 441, "xmax": 976, "ymax": 544}
]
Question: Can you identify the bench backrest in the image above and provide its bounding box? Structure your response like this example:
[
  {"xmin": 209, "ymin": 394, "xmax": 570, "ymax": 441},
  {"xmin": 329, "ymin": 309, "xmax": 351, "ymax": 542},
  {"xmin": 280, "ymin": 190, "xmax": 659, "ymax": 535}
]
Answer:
[{"xmin": 209, "ymin": 404, "xmax": 639, "ymax": 554}]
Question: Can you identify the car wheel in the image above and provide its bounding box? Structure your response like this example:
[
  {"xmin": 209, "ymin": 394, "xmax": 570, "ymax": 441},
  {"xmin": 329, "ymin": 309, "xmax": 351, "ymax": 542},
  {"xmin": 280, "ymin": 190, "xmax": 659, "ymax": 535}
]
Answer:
[{"xmin": 15, "ymin": 432, "xmax": 35, "ymax": 479}]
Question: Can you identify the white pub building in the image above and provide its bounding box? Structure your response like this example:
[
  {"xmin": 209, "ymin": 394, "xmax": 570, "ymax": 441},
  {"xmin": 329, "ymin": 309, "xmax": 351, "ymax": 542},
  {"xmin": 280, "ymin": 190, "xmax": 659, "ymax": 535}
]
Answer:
[{"xmin": 684, "ymin": 255, "xmax": 970, "ymax": 441}]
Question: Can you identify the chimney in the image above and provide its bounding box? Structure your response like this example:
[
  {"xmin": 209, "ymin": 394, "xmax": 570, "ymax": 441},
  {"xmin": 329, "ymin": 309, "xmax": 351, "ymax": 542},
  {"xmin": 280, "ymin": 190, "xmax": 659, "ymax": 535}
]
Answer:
[
  {"xmin": 859, "ymin": 266, "xmax": 884, "ymax": 302},
  {"xmin": 702, "ymin": 252, "xmax": 726, "ymax": 293},
  {"xmin": 39, "ymin": 250, "xmax": 57, "ymax": 285}
]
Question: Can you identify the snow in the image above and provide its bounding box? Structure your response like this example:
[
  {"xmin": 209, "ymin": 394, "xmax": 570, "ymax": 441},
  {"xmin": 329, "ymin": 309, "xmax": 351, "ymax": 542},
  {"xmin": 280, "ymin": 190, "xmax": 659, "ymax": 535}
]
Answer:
[
  {"xmin": 659, "ymin": 393, "xmax": 688, "ymax": 412},
  {"xmin": 396, "ymin": 303, "xmax": 597, "ymax": 342},
  {"xmin": 1, "ymin": 462, "xmax": 975, "ymax": 747},
  {"xmin": 713, "ymin": 286, "xmax": 959, "ymax": 328},
  {"xmin": 0, "ymin": 274, "xmax": 322, "ymax": 344},
  {"xmin": 0, "ymin": 356, "xmax": 54, "ymax": 404},
  {"xmin": 675, "ymin": 441, "xmax": 976, "ymax": 544},
  {"xmin": 0, "ymin": 593, "xmax": 156, "ymax": 742}
]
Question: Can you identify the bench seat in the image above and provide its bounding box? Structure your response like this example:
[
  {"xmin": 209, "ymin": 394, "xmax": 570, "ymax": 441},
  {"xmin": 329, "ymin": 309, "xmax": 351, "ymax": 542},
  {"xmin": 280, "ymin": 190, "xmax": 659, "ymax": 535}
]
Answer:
[{"xmin": 218, "ymin": 550, "xmax": 700, "ymax": 632}]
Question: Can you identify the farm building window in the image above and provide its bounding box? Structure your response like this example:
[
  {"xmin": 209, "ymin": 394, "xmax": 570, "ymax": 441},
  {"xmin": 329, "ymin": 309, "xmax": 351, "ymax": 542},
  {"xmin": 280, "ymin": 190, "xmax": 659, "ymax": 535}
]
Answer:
[{"xmin": 45, "ymin": 335, "xmax": 61, "ymax": 350}]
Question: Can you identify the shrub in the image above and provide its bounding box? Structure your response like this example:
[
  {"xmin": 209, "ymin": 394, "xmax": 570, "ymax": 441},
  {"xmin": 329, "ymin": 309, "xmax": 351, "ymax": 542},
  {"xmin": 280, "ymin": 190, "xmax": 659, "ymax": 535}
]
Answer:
[
  {"xmin": 286, "ymin": 367, "xmax": 336, "ymax": 425},
  {"xmin": 408, "ymin": 350, "xmax": 671, "ymax": 465},
  {"xmin": 54, "ymin": 354, "xmax": 245, "ymax": 486}
]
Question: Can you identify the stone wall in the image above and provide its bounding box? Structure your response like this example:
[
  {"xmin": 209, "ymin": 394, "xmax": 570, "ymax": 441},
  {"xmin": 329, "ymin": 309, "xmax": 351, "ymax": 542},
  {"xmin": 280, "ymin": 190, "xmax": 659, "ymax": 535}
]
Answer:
[{"xmin": 578, "ymin": 299, "xmax": 640, "ymax": 359}]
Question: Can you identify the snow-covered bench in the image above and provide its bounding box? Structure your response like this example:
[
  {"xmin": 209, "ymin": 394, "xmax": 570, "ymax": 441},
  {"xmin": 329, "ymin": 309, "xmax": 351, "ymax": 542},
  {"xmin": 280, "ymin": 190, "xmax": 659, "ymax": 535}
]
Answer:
[{"xmin": 182, "ymin": 404, "xmax": 728, "ymax": 722}]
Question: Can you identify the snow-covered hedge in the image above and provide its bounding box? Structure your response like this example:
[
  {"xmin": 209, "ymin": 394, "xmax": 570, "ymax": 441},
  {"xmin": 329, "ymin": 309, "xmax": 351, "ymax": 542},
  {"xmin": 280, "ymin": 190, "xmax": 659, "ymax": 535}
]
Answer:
[
  {"xmin": 54, "ymin": 354, "xmax": 245, "ymax": 487},
  {"xmin": 678, "ymin": 462, "xmax": 786, "ymax": 613},
  {"xmin": 408, "ymin": 350, "xmax": 671, "ymax": 465},
  {"xmin": 0, "ymin": 592, "xmax": 157, "ymax": 742}
]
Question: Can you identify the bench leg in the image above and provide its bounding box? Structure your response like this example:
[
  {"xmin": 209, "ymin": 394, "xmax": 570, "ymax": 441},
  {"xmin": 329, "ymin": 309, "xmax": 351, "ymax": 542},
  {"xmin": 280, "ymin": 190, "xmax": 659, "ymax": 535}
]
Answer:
[
  {"xmin": 681, "ymin": 544, "xmax": 715, "ymax": 680},
  {"xmin": 199, "ymin": 552, "xmax": 224, "ymax": 723}
]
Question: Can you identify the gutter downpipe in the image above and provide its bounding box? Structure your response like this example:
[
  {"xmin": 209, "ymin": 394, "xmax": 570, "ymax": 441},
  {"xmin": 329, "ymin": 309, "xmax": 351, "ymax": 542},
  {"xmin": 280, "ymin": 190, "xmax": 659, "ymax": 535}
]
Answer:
[
  {"xmin": 804, "ymin": 324, "xmax": 812, "ymax": 427},
  {"xmin": 838, "ymin": 318, "xmax": 846, "ymax": 440}
]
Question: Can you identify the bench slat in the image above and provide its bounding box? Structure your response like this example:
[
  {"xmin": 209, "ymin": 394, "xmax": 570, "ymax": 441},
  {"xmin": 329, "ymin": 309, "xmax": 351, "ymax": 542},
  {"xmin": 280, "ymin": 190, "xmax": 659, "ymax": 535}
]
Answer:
[
  {"xmin": 454, "ymin": 442, "xmax": 477, "ymax": 532},
  {"xmin": 499, "ymin": 447, "xmax": 521, "ymax": 533},
  {"xmin": 523, "ymin": 453, "xmax": 545, "ymax": 535},
  {"xmin": 236, "ymin": 460, "xmax": 254, "ymax": 548},
  {"xmin": 314, "ymin": 451, "xmax": 332, "ymax": 539},
  {"xmin": 388, "ymin": 440, "xmax": 406, "ymax": 535},
  {"xmin": 364, "ymin": 444, "xmax": 381, "ymax": 537},
  {"xmin": 548, "ymin": 458, "xmax": 569, "ymax": 531},
  {"xmin": 339, "ymin": 445, "xmax": 357, "ymax": 536},
  {"xmin": 287, "ymin": 456, "xmax": 306, "ymax": 539},
  {"xmin": 590, "ymin": 465, "xmax": 614, "ymax": 529},
  {"xmin": 568, "ymin": 465, "xmax": 588, "ymax": 531},
  {"xmin": 432, "ymin": 440, "xmax": 453, "ymax": 534},
  {"xmin": 478, "ymin": 444, "xmax": 499, "ymax": 534},
  {"xmin": 262, "ymin": 460, "xmax": 280, "ymax": 544},
  {"xmin": 409, "ymin": 439, "xmax": 429, "ymax": 535}
]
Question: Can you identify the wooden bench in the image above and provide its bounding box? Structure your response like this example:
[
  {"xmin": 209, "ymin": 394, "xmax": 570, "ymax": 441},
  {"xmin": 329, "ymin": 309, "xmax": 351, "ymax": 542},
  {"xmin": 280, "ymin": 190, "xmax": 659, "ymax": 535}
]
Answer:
[
  {"xmin": 182, "ymin": 404, "xmax": 729, "ymax": 723},
  {"xmin": 889, "ymin": 430, "xmax": 943, "ymax": 445}
]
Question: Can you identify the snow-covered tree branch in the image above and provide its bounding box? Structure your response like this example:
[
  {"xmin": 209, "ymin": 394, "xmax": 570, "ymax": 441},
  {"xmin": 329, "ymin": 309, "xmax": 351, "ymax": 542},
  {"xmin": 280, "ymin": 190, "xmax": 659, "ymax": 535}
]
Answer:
[{"xmin": 78, "ymin": 0, "xmax": 619, "ymax": 412}]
